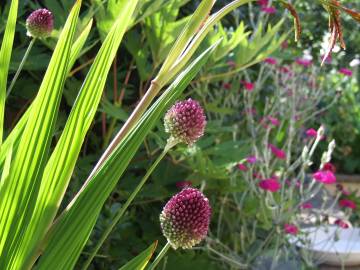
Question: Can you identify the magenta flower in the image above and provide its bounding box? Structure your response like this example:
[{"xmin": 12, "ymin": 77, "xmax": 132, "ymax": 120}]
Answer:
[
  {"xmin": 160, "ymin": 188, "xmax": 211, "ymax": 249},
  {"xmin": 257, "ymin": 0, "xmax": 268, "ymax": 6},
  {"xmin": 305, "ymin": 128, "xmax": 317, "ymax": 137},
  {"xmin": 268, "ymin": 116, "xmax": 280, "ymax": 126},
  {"xmin": 268, "ymin": 144, "xmax": 286, "ymax": 160},
  {"xmin": 295, "ymin": 58, "xmax": 312, "ymax": 67},
  {"xmin": 301, "ymin": 202, "xmax": 313, "ymax": 209},
  {"xmin": 258, "ymin": 178, "xmax": 281, "ymax": 192},
  {"xmin": 284, "ymin": 224, "xmax": 299, "ymax": 235},
  {"xmin": 237, "ymin": 163, "xmax": 248, "ymax": 171},
  {"xmin": 242, "ymin": 81, "xmax": 254, "ymax": 92},
  {"xmin": 323, "ymin": 162, "xmax": 336, "ymax": 173},
  {"xmin": 261, "ymin": 6, "xmax": 276, "ymax": 14},
  {"xmin": 335, "ymin": 219, "xmax": 349, "ymax": 229},
  {"xmin": 313, "ymin": 170, "xmax": 336, "ymax": 184},
  {"xmin": 26, "ymin": 8, "xmax": 54, "ymax": 38},
  {"xmin": 164, "ymin": 99, "xmax": 206, "ymax": 145},
  {"xmin": 246, "ymin": 156, "xmax": 257, "ymax": 164},
  {"xmin": 339, "ymin": 68, "xmax": 353, "ymax": 77},
  {"xmin": 176, "ymin": 181, "xmax": 192, "ymax": 190},
  {"xmin": 279, "ymin": 66, "xmax": 291, "ymax": 74},
  {"xmin": 339, "ymin": 199, "xmax": 356, "ymax": 209},
  {"xmin": 264, "ymin": 57, "xmax": 277, "ymax": 65},
  {"xmin": 223, "ymin": 83, "xmax": 232, "ymax": 90}
]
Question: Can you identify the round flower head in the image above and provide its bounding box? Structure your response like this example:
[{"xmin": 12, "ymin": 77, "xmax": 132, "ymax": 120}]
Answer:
[
  {"xmin": 26, "ymin": 9, "xmax": 54, "ymax": 38},
  {"xmin": 164, "ymin": 99, "xmax": 206, "ymax": 145},
  {"xmin": 160, "ymin": 188, "xmax": 211, "ymax": 249}
]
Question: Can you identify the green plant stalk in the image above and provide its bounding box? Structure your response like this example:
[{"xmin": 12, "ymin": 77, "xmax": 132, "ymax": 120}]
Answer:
[
  {"xmin": 0, "ymin": 0, "xmax": 18, "ymax": 147},
  {"xmin": 87, "ymin": 0, "xmax": 253, "ymax": 180},
  {"xmin": 7, "ymin": 38, "xmax": 36, "ymax": 97},
  {"xmin": 82, "ymin": 141, "xmax": 176, "ymax": 269},
  {"xmin": 148, "ymin": 242, "xmax": 171, "ymax": 270}
]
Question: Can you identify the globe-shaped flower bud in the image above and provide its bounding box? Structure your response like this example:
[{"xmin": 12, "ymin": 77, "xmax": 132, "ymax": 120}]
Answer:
[
  {"xmin": 26, "ymin": 9, "xmax": 54, "ymax": 38},
  {"xmin": 164, "ymin": 98, "xmax": 206, "ymax": 145},
  {"xmin": 160, "ymin": 188, "xmax": 211, "ymax": 249}
]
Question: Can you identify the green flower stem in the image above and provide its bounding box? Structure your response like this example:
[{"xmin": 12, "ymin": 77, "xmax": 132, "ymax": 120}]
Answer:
[
  {"xmin": 7, "ymin": 38, "xmax": 36, "ymax": 97},
  {"xmin": 82, "ymin": 141, "xmax": 176, "ymax": 269},
  {"xmin": 148, "ymin": 241, "xmax": 171, "ymax": 270}
]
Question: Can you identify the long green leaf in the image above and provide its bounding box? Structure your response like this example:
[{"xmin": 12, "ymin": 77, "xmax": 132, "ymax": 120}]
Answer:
[
  {"xmin": 0, "ymin": 0, "xmax": 18, "ymax": 146},
  {"xmin": 0, "ymin": 1, "xmax": 81, "ymax": 269},
  {"xmin": 118, "ymin": 242, "xmax": 157, "ymax": 270},
  {"xmin": 0, "ymin": 18, "xmax": 94, "ymax": 173},
  {"xmin": 36, "ymin": 40, "xmax": 220, "ymax": 270},
  {"xmin": 17, "ymin": 2, "xmax": 138, "ymax": 269}
]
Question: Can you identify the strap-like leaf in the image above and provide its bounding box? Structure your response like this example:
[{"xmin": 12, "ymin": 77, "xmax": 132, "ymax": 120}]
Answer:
[
  {"xmin": 0, "ymin": 0, "xmax": 18, "ymax": 147},
  {"xmin": 0, "ymin": 1, "xmax": 81, "ymax": 269},
  {"xmin": 36, "ymin": 40, "xmax": 220, "ymax": 270},
  {"xmin": 17, "ymin": 2, "xmax": 138, "ymax": 269},
  {"xmin": 0, "ymin": 18, "xmax": 94, "ymax": 173},
  {"xmin": 118, "ymin": 242, "xmax": 158, "ymax": 270}
]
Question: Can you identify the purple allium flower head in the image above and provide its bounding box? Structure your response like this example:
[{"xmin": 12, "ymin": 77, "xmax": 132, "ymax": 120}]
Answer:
[
  {"xmin": 26, "ymin": 8, "xmax": 54, "ymax": 38},
  {"xmin": 164, "ymin": 99, "xmax": 206, "ymax": 145},
  {"xmin": 160, "ymin": 188, "xmax": 211, "ymax": 249}
]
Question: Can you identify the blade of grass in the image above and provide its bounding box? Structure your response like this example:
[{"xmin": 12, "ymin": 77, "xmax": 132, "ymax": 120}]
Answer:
[
  {"xmin": 0, "ymin": 18, "xmax": 94, "ymax": 173},
  {"xmin": 0, "ymin": 0, "xmax": 18, "ymax": 146},
  {"xmin": 118, "ymin": 242, "xmax": 158, "ymax": 270},
  {"xmin": 17, "ymin": 2, "xmax": 138, "ymax": 269},
  {"xmin": 35, "ymin": 41, "xmax": 220, "ymax": 270},
  {"xmin": 0, "ymin": 1, "xmax": 81, "ymax": 269}
]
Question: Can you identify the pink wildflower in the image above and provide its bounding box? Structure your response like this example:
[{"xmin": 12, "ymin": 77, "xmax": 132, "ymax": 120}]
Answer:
[
  {"xmin": 296, "ymin": 58, "xmax": 312, "ymax": 67},
  {"xmin": 284, "ymin": 224, "xmax": 299, "ymax": 235},
  {"xmin": 334, "ymin": 219, "xmax": 349, "ymax": 229},
  {"xmin": 268, "ymin": 116, "xmax": 280, "ymax": 126},
  {"xmin": 305, "ymin": 128, "xmax": 317, "ymax": 137},
  {"xmin": 264, "ymin": 57, "xmax": 277, "ymax": 65},
  {"xmin": 339, "ymin": 68, "xmax": 353, "ymax": 77},
  {"xmin": 313, "ymin": 170, "xmax": 336, "ymax": 184},
  {"xmin": 237, "ymin": 163, "xmax": 248, "ymax": 171},
  {"xmin": 242, "ymin": 81, "xmax": 254, "ymax": 92},
  {"xmin": 279, "ymin": 66, "xmax": 291, "ymax": 74},
  {"xmin": 257, "ymin": 0, "xmax": 268, "ymax": 6},
  {"xmin": 268, "ymin": 144, "xmax": 286, "ymax": 160},
  {"xmin": 301, "ymin": 202, "xmax": 313, "ymax": 209},
  {"xmin": 259, "ymin": 178, "xmax": 281, "ymax": 192},
  {"xmin": 246, "ymin": 156, "xmax": 257, "ymax": 164},
  {"xmin": 261, "ymin": 6, "xmax": 276, "ymax": 14},
  {"xmin": 323, "ymin": 162, "xmax": 336, "ymax": 173},
  {"xmin": 339, "ymin": 199, "xmax": 356, "ymax": 209}
]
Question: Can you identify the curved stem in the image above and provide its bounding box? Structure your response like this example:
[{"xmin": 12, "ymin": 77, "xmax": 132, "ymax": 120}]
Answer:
[
  {"xmin": 148, "ymin": 241, "xmax": 171, "ymax": 270},
  {"xmin": 82, "ymin": 143, "xmax": 175, "ymax": 269},
  {"xmin": 7, "ymin": 38, "xmax": 36, "ymax": 97}
]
